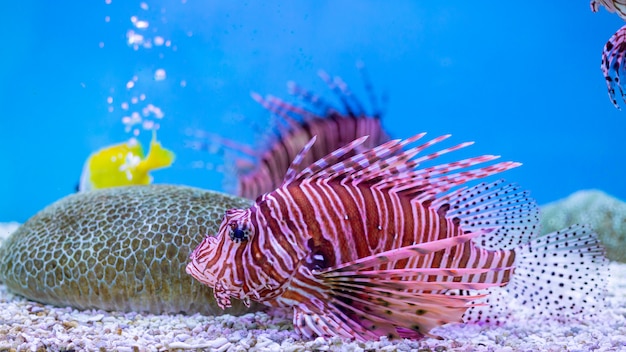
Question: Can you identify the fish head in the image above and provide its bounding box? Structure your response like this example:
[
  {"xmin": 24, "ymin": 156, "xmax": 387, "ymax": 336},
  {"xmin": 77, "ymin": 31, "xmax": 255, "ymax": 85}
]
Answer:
[{"xmin": 186, "ymin": 205, "xmax": 285, "ymax": 309}]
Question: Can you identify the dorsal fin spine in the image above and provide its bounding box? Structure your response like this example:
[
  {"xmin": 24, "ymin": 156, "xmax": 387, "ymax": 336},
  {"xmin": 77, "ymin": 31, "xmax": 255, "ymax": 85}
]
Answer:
[
  {"xmin": 282, "ymin": 136, "xmax": 318, "ymax": 185},
  {"xmin": 294, "ymin": 135, "xmax": 371, "ymax": 182}
]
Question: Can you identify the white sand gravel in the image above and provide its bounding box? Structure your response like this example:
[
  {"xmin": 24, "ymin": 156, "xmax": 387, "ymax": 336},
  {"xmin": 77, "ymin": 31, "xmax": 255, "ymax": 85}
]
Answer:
[{"xmin": 0, "ymin": 222, "xmax": 624, "ymax": 351}]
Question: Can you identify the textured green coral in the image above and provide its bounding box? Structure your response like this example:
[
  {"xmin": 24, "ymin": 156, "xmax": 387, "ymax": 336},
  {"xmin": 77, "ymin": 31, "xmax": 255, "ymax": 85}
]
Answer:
[
  {"xmin": 0, "ymin": 184, "xmax": 258, "ymax": 315},
  {"xmin": 541, "ymin": 189, "xmax": 626, "ymax": 263}
]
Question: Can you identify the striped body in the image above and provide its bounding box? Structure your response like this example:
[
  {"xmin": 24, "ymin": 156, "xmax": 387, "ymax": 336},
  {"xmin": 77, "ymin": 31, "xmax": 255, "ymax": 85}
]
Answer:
[
  {"xmin": 242, "ymin": 181, "xmax": 516, "ymax": 307},
  {"xmin": 187, "ymin": 133, "xmax": 542, "ymax": 340}
]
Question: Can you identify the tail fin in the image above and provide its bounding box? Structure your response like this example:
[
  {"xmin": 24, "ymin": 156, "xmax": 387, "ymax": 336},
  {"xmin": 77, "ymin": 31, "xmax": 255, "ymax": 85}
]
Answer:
[
  {"xmin": 141, "ymin": 130, "xmax": 176, "ymax": 171},
  {"xmin": 463, "ymin": 224, "xmax": 609, "ymax": 323}
]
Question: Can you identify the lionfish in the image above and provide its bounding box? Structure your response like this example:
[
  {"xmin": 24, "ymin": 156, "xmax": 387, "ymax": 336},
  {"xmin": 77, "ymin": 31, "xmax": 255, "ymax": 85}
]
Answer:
[
  {"xmin": 186, "ymin": 133, "xmax": 607, "ymax": 341},
  {"xmin": 591, "ymin": 0, "xmax": 626, "ymax": 109},
  {"xmin": 192, "ymin": 66, "xmax": 390, "ymax": 200}
]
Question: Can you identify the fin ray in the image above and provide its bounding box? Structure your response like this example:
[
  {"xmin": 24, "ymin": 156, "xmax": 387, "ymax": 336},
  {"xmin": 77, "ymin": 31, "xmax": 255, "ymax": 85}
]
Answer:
[
  {"xmin": 462, "ymin": 224, "xmax": 609, "ymax": 324},
  {"xmin": 318, "ymin": 231, "xmax": 482, "ymax": 273}
]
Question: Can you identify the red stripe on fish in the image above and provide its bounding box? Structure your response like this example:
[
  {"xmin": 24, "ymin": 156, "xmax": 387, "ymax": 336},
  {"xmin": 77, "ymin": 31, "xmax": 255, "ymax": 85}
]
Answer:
[{"xmin": 186, "ymin": 134, "xmax": 608, "ymax": 341}]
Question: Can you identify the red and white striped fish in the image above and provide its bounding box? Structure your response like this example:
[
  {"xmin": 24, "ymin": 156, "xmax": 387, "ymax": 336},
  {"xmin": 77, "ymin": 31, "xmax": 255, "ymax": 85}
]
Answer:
[
  {"xmin": 186, "ymin": 134, "xmax": 607, "ymax": 341},
  {"xmin": 190, "ymin": 67, "xmax": 390, "ymax": 200},
  {"xmin": 591, "ymin": 0, "xmax": 626, "ymax": 109}
]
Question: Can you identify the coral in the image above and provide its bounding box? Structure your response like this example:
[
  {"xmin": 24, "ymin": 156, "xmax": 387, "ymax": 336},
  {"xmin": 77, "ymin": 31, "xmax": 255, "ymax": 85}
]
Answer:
[
  {"xmin": 541, "ymin": 190, "xmax": 626, "ymax": 262},
  {"xmin": 0, "ymin": 185, "xmax": 259, "ymax": 315}
]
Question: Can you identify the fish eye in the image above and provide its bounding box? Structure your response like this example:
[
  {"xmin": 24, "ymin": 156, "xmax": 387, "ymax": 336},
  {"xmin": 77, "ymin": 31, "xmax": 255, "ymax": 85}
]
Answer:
[{"xmin": 228, "ymin": 221, "xmax": 250, "ymax": 243}]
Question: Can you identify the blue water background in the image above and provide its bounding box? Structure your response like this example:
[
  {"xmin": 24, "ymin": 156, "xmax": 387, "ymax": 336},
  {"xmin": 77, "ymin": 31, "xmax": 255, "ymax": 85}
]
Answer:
[{"xmin": 1, "ymin": 1, "xmax": 625, "ymax": 223}]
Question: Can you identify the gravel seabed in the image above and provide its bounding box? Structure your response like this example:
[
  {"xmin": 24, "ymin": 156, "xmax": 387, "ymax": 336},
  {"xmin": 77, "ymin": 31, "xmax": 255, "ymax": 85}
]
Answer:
[{"xmin": 1, "ymin": 222, "xmax": 624, "ymax": 352}]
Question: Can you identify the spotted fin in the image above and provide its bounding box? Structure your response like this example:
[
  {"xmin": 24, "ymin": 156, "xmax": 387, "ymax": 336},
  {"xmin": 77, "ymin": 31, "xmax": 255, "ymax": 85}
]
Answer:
[
  {"xmin": 432, "ymin": 180, "xmax": 540, "ymax": 250},
  {"xmin": 591, "ymin": 0, "xmax": 626, "ymax": 108},
  {"xmin": 600, "ymin": 24, "xmax": 626, "ymax": 109},
  {"xmin": 462, "ymin": 224, "xmax": 609, "ymax": 323}
]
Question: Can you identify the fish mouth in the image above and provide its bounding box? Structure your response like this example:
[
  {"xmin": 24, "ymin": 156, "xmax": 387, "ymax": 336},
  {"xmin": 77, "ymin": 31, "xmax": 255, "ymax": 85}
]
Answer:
[
  {"xmin": 186, "ymin": 235, "xmax": 254, "ymax": 308},
  {"xmin": 186, "ymin": 235, "xmax": 220, "ymax": 287},
  {"xmin": 186, "ymin": 234, "xmax": 269, "ymax": 309},
  {"xmin": 185, "ymin": 259, "xmax": 218, "ymax": 287}
]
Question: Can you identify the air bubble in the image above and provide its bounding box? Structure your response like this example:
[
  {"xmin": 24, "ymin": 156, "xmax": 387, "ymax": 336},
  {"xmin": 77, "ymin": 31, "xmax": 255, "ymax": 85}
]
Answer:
[{"xmin": 154, "ymin": 69, "xmax": 166, "ymax": 81}]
